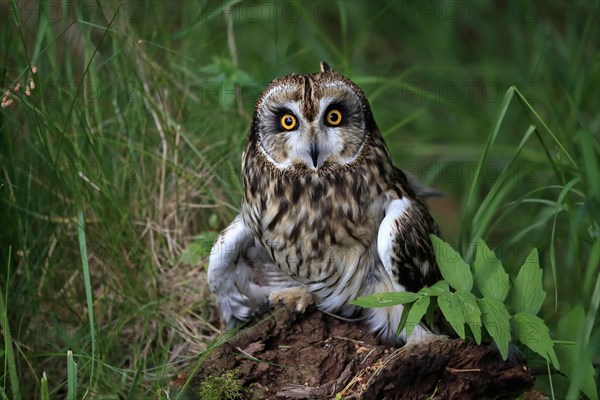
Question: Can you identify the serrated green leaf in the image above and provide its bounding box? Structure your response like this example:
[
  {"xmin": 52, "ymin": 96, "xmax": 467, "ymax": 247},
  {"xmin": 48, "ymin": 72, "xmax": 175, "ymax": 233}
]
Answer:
[
  {"xmin": 397, "ymin": 302, "xmax": 412, "ymax": 336},
  {"xmin": 438, "ymin": 291, "xmax": 466, "ymax": 338},
  {"xmin": 512, "ymin": 248, "xmax": 546, "ymax": 315},
  {"xmin": 478, "ymin": 297, "xmax": 511, "ymax": 360},
  {"xmin": 406, "ymin": 296, "xmax": 431, "ymax": 336},
  {"xmin": 473, "ymin": 239, "xmax": 510, "ymax": 301},
  {"xmin": 455, "ymin": 290, "xmax": 482, "ymax": 344},
  {"xmin": 351, "ymin": 291, "xmax": 420, "ymax": 308},
  {"xmin": 425, "ymin": 297, "xmax": 438, "ymax": 328},
  {"xmin": 418, "ymin": 280, "xmax": 450, "ymax": 296},
  {"xmin": 513, "ymin": 313, "xmax": 559, "ymax": 369},
  {"xmin": 430, "ymin": 235, "xmax": 472, "ymax": 291},
  {"xmin": 556, "ymin": 306, "xmax": 598, "ymax": 400}
]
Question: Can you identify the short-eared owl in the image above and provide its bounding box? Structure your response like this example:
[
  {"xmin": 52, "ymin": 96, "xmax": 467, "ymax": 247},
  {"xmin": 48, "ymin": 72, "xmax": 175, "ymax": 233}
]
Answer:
[{"xmin": 208, "ymin": 62, "xmax": 441, "ymax": 344}]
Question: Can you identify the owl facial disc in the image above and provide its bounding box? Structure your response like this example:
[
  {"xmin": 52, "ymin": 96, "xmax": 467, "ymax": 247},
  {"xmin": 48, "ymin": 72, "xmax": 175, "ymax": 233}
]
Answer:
[{"xmin": 252, "ymin": 67, "xmax": 374, "ymax": 173}]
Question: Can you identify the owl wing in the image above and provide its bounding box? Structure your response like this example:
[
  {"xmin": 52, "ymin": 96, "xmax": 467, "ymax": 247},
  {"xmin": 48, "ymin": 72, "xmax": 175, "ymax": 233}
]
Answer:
[
  {"xmin": 208, "ymin": 215, "xmax": 265, "ymax": 327},
  {"xmin": 208, "ymin": 214, "xmax": 298, "ymax": 328},
  {"xmin": 376, "ymin": 170, "xmax": 442, "ymax": 294}
]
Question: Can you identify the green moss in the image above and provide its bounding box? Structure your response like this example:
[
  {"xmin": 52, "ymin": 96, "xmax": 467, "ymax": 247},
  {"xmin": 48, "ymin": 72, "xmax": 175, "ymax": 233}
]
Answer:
[{"xmin": 198, "ymin": 369, "xmax": 244, "ymax": 400}]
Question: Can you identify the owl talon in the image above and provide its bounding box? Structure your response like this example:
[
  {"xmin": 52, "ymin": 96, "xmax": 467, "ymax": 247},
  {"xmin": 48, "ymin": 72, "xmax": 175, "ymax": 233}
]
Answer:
[{"xmin": 268, "ymin": 287, "xmax": 315, "ymax": 314}]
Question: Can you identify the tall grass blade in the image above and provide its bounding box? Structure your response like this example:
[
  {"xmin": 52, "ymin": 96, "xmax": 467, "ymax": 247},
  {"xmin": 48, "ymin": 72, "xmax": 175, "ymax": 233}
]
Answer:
[
  {"xmin": 546, "ymin": 361, "xmax": 556, "ymax": 400},
  {"xmin": 125, "ymin": 363, "xmax": 142, "ymax": 400},
  {"xmin": 0, "ymin": 247, "xmax": 20, "ymax": 400},
  {"xmin": 549, "ymin": 178, "xmax": 581, "ymax": 309},
  {"xmin": 567, "ymin": 262, "xmax": 600, "ymax": 399},
  {"xmin": 470, "ymin": 125, "xmax": 537, "ymax": 243},
  {"xmin": 77, "ymin": 211, "xmax": 96, "ymax": 395},
  {"xmin": 67, "ymin": 350, "xmax": 77, "ymax": 400},
  {"xmin": 460, "ymin": 87, "xmax": 515, "ymax": 253},
  {"xmin": 514, "ymin": 88, "xmax": 577, "ymax": 168},
  {"xmin": 40, "ymin": 372, "xmax": 49, "ymax": 400}
]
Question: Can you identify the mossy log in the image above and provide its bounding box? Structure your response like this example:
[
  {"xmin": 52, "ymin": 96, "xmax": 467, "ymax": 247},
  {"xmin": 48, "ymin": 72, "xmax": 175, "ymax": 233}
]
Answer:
[{"xmin": 191, "ymin": 303, "xmax": 536, "ymax": 399}]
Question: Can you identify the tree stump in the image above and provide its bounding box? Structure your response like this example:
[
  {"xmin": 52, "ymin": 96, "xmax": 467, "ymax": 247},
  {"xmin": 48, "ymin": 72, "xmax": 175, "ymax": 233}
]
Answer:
[{"xmin": 190, "ymin": 303, "xmax": 535, "ymax": 399}]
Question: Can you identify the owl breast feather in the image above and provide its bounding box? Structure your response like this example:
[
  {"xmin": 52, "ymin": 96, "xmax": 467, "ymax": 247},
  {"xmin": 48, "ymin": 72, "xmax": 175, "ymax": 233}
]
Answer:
[{"xmin": 242, "ymin": 159, "xmax": 392, "ymax": 311}]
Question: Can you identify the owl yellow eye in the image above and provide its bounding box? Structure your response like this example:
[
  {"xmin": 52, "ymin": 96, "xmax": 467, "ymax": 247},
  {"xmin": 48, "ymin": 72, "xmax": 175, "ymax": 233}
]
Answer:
[
  {"xmin": 326, "ymin": 109, "xmax": 342, "ymax": 126},
  {"xmin": 280, "ymin": 114, "xmax": 297, "ymax": 130}
]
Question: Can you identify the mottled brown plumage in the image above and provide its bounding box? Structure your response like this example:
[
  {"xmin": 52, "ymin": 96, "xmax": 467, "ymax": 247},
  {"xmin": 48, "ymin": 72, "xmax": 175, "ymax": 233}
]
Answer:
[{"xmin": 208, "ymin": 63, "xmax": 442, "ymax": 344}]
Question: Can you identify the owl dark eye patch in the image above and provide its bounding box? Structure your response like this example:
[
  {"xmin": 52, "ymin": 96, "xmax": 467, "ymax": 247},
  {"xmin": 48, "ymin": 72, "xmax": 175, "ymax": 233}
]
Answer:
[
  {"xmin": 275, "ymin": 109, "xmax": 298, "ymax": 131},
  {"xmin": 324, "ymin": 103, "xmax": 347, "ymax": 127}
]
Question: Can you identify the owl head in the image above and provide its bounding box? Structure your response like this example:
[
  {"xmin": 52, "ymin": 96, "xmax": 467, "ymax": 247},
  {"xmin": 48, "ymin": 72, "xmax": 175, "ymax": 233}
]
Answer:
[{"xmin": 250, "ymin": 62, "xmax": 380, "ymax": 174}]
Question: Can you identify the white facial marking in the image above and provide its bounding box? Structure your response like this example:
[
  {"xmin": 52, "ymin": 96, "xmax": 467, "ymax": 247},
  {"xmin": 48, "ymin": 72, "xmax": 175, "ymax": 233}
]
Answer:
[{"xmin": 261, "ymin": 83, "xmax": 294, "ymax": 105}]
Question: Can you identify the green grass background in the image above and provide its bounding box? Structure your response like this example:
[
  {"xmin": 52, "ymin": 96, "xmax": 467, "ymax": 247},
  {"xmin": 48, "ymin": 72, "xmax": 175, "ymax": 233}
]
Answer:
[{"xmin": 1, "ymin": 0, "xmax": 598, "ymax": 398}]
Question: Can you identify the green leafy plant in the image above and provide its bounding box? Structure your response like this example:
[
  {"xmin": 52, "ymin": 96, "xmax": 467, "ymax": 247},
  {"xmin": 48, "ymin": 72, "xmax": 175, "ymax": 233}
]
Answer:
[{"xmin": 353, "ymin": 236, "xmax": 596, "ymax": 398}]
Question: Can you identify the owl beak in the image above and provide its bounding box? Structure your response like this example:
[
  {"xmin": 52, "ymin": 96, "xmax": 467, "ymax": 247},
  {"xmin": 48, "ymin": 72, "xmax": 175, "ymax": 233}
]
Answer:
[{"xmin": 308, "ymin": 141, "xmax": 320, "ymax": 169}]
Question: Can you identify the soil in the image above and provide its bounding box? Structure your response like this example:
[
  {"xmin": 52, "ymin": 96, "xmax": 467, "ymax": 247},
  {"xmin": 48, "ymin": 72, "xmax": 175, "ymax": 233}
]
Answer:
[{"xmin": 190, "ymin": 303, "xmax": 537, "ymax": 399}]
